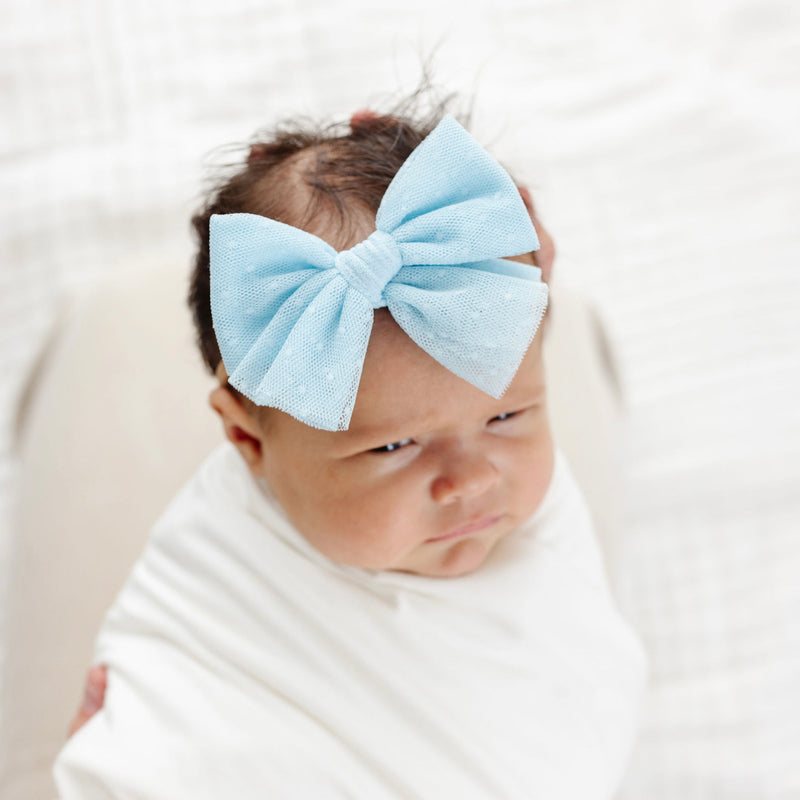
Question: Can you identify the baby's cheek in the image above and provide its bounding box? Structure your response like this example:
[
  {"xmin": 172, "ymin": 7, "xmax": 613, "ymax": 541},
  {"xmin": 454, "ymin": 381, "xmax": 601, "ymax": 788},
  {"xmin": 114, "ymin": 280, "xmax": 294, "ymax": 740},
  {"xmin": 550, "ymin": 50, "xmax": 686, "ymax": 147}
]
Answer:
[
  {"xmin": 519, "ymin": 443, "xmax": 555, "ymax": 514},
  {"xmin": 498, "ymin": 425, "xmax": 551, "ymax": 496},
  {"xmin": 308, "ymin": 495, "xmax": 407, "ymax": 569},
  {"xmin": 351, "ymin": 515, "xmax": 417, "ymax": 569}
]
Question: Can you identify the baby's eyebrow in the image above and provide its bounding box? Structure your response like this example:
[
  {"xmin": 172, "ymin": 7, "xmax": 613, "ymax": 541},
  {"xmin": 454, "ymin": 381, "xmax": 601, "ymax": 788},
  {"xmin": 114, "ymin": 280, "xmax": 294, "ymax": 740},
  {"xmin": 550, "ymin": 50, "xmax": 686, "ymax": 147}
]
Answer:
[
  {"xmin": 341, "ymin": 406, "xmax": 449, "ymax": 451},
  {"xmin": 342, "ymin": 386, "xmax": 545, "ymax": 450},
  {"xmin": 501, "ymin": 379, "xmax": 546, "ymax": 405},
  {"xmin": 343, "ymin": 419, "xmax": 424, "ymax": 449}
]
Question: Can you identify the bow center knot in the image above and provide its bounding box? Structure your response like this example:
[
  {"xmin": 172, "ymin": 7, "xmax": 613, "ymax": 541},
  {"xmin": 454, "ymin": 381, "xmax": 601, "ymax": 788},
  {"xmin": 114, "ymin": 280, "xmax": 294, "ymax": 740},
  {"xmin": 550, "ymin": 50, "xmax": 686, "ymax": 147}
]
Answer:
[{"xmin": 334, "ymin": 229, "xmax": 402, "ymax": 308}]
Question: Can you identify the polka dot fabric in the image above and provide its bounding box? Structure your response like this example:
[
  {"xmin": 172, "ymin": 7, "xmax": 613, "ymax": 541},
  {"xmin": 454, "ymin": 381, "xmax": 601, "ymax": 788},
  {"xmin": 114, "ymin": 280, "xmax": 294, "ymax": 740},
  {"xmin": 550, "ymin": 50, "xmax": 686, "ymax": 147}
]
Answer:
[{"xmin": 209, "ymin": 115, "xmax": 548, "ymax": 431}]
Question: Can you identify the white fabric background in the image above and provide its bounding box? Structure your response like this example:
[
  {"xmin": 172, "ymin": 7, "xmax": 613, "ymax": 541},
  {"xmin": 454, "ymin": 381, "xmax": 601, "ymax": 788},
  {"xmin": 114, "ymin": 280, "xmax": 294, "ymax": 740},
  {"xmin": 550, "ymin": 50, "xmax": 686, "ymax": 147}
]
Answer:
[{"xmin": 1, "ymin": 0, "xmax": 799, "ymax": 797}]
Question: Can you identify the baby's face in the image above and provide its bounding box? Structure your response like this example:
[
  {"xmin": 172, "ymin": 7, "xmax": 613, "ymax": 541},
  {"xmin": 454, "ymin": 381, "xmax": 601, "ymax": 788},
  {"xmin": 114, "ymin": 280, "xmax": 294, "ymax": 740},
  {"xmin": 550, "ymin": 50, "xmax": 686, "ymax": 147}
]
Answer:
[{"xmin": 252, "ymin": 310, "xmax": 554, "ymax": 578}]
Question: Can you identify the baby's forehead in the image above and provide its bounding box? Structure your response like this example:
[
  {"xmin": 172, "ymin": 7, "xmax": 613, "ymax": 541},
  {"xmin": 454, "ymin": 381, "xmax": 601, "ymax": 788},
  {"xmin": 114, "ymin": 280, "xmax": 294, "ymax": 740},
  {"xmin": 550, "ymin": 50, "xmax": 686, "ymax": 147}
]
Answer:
[{"xmin": 347, "ymin": 310, "xmax": 545, "ymax": 436}]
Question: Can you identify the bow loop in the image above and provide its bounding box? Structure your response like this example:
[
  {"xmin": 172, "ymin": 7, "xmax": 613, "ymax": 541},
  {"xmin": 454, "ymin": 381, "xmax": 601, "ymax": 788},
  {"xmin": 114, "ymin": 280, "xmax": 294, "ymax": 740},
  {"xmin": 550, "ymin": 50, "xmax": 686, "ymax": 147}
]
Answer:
[{"xmin": 334, "ymin": 229, "xmax": 402, "ymax": 308}]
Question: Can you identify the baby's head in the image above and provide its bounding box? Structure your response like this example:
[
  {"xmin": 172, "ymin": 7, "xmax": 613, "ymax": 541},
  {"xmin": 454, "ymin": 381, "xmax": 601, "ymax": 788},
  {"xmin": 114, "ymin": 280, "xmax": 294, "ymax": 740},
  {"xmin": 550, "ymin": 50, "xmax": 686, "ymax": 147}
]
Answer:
[{"xmin": 189, "ymin": 106, "xmax": 556, "ymax": 578}]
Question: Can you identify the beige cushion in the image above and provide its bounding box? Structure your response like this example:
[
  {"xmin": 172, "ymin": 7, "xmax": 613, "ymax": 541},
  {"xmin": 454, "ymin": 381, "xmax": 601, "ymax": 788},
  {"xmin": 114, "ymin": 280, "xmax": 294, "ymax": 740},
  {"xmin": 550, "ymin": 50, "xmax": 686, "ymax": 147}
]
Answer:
[{"xmin": 1, "ymin": 257, "xmax": 623, "ymax": 800}]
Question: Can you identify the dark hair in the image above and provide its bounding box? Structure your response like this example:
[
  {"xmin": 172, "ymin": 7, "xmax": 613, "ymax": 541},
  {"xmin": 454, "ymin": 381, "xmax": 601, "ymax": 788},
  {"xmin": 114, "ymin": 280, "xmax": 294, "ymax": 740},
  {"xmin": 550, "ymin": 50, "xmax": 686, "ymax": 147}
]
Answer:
[{"xmin": 186, "ymin": 91, "xmax": 534, "ymax": 413}]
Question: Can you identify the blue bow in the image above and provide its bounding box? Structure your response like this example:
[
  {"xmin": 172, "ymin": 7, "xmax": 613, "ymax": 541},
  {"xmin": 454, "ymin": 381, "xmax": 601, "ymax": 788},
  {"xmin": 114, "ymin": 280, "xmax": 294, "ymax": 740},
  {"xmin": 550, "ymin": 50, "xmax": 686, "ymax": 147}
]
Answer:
[{"xmin": 210, "ymin": 115, "xmax": 548, "ymax": 431}]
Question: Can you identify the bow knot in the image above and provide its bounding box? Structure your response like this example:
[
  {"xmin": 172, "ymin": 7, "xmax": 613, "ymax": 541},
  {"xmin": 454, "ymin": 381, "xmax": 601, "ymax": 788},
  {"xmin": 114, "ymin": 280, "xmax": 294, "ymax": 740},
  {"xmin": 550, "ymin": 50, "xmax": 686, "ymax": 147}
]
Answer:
[{"xmin": 334, "ymin": 229, "xmax": 402, "ymax": 308}]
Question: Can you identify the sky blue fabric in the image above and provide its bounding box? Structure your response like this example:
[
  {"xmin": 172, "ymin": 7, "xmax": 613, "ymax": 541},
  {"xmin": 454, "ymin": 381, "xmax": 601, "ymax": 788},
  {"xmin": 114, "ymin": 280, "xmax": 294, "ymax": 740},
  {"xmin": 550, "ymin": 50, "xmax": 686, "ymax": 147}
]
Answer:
[{"xmin": 209, "ymin": 115, "xmax": 549, "ymax": 431}]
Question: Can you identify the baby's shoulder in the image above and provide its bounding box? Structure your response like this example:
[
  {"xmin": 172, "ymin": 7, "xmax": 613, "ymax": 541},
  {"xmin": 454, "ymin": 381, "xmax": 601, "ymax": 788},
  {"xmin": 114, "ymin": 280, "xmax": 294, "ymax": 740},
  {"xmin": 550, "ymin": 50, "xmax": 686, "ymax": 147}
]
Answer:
[
  {"xmin": 149, "ymin": 442, "xmax": 258, "ymax": 540},
  {"xmin": 97, "ymin": 444, "xmax": 279, "ymax": 653}
]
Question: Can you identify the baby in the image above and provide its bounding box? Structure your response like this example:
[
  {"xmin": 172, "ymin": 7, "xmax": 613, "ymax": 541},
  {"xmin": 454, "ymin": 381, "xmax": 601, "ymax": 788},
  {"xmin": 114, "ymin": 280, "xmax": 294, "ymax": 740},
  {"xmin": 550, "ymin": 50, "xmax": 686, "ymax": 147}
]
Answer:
[{"xmin": 54, "ymin": 107, "xmax": 647, "ymax": 798}]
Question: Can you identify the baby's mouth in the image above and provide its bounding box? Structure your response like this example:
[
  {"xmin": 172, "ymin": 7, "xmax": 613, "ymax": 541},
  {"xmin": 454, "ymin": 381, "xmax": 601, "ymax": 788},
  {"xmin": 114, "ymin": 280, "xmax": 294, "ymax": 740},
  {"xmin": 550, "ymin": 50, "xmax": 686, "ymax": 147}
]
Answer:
[{"xmin": 426, "ymin": 514, "xmax": 503, "ymax": 543}]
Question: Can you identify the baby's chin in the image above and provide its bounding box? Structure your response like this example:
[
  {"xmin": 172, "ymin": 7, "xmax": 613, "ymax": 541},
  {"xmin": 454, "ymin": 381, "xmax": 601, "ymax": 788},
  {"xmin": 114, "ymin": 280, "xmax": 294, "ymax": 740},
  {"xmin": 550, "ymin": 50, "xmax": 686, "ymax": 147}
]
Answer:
[{"xmin": 391, "ymin": 533, "xmax": 506, "ymax": 578}]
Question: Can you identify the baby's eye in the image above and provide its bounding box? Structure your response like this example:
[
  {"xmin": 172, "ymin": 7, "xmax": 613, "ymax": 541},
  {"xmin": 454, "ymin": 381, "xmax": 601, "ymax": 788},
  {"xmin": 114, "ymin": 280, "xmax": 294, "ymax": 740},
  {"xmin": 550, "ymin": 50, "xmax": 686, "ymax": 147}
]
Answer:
[
  {"xmin": 370, "ymin": 438, "xmax": 414, "ymax": 454},
  {"xmin": 489, "ymin": 411, "xmax": 520, "ymax": 423}
]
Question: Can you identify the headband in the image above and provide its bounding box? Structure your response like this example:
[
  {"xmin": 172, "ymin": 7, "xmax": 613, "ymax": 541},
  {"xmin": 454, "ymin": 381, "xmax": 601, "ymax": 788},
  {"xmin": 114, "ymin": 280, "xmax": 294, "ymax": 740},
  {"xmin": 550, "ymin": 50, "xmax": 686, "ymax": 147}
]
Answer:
[{"xmin": 209, "ymin": 115, "xmax": 548, "ymax": 431}]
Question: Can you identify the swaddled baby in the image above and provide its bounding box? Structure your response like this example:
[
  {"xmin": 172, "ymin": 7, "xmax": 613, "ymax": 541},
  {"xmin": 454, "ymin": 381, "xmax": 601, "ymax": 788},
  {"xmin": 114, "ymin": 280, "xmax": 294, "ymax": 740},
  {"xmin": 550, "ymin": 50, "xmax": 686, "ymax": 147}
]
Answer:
[{"xmin": 54, "ymin": 107, "xmax": 648, "ymax": 799}]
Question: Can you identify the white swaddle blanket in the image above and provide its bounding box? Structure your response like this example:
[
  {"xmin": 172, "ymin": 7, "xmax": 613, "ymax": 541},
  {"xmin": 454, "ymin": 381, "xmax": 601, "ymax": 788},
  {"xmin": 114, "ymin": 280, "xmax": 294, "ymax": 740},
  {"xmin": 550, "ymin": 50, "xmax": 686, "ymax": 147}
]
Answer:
[{"xmin": 54, "ymin": 442, "xmax": 648, "ymax": 799}]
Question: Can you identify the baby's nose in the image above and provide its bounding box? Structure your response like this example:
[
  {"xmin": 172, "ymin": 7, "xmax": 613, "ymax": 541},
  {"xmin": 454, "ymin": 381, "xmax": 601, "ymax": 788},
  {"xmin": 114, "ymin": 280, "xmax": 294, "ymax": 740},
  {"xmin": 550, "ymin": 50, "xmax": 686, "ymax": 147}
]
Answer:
[{"xmin": 430, "ymin": 449, "xmax": 500, "ymax": 505}]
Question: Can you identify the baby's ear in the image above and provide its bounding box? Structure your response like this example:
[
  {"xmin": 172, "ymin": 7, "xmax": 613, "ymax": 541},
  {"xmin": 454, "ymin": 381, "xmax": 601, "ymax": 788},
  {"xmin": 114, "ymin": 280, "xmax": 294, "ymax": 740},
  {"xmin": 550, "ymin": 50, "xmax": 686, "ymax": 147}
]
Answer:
[{"xmin": 208, "ymin": 383, "xmax": 267, "ymax": 476}]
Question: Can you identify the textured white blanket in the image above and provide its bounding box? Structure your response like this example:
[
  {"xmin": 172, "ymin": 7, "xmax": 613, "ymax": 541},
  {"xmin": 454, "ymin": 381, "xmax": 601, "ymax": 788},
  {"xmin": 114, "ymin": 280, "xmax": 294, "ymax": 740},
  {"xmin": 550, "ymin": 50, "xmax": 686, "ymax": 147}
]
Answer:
[{"xmin": 54, "ymin": 443, "xmax": 647, "ymax": 799}]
